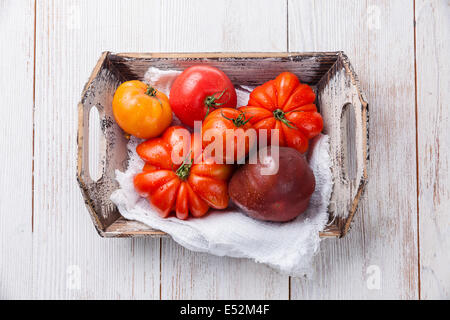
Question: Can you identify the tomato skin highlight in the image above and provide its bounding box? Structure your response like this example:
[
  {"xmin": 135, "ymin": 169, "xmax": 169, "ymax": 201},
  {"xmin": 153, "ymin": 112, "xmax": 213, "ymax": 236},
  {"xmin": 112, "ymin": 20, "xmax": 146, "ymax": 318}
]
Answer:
[
  {"xmin": 239, "ymin": 72, "xmax": 323, "ymax": 154},
  {"xmin": 112, "ymin": 80, "xmax": 172, "ymax": 139},
  {"xmin": 133, "ymin": 126, "xmax": 233, "ymax": 219},
  {"xmin": 169, "ymin": 65, "xmax": 237, "ymax": 128}
]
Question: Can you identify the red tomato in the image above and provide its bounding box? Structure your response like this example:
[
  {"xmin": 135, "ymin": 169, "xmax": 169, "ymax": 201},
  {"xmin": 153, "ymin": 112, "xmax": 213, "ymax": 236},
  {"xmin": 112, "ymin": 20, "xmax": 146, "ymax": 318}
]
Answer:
[
  {"xmin": 169, "ymin": 65, "xmax": 237, "ymax": 128},
  {"xmin": 133, "ymin": 126, "xmax": 233, "ymax": 219},
  {"xmin": 201, "ymin": 108, "xmax": 255, "ymax": 163},
  {"xmin": 239, "ymin": 72, "xmax": 323, "ymax": 153}
]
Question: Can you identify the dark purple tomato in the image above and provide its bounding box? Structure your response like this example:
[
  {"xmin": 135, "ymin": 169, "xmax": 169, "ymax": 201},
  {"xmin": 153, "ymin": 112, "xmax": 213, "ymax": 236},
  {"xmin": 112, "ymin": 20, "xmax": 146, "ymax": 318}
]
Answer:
[{"xmin": 229, "ymin": 146, "xmax": 315, "ymax": 222}]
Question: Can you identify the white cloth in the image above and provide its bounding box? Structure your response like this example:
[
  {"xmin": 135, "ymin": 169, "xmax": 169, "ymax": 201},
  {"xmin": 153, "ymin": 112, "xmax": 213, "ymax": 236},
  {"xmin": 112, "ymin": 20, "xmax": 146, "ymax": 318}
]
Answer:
[{"xmin": 110, "ymin": 68, "xmax": 333, "ymax": 277}]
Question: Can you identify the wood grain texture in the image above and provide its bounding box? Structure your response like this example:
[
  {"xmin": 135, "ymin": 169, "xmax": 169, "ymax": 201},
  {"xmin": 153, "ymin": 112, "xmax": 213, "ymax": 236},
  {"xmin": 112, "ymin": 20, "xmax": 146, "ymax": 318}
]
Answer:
[
  {"xmin": 288, "ymin": 0, "xmax": 418, "ymax": 299},
  {"xmin": 2, "ymin": 0, "xmax": 449, "ymax": 300},
  {"xmin": 415, "ymin": 0, "xmax": 450, "ymax": 299},
  {"xmin": 109, "ymin": 52, "xmax": 340, "ymax": 86},
  {"xmin": 0, "ymin": 0, "xmax": 34, "ymax": 300},
  {"xmin": 158, "ymin": 0, "xmax": 289, "ymax": 300},
  {"xmin": 157, "ymin": 0, "xmax": 287, "ymax": 53},
  {"xmin": 33, "ymin": 0, "xmax": 161, "ymax": 299}
]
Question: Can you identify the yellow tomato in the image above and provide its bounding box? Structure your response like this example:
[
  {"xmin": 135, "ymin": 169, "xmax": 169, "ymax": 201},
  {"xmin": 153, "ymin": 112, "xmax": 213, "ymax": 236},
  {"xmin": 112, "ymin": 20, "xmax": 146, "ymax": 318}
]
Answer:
[{"xmin": 112, "ymin": 80, "xmax": 172, "ymax": 139}]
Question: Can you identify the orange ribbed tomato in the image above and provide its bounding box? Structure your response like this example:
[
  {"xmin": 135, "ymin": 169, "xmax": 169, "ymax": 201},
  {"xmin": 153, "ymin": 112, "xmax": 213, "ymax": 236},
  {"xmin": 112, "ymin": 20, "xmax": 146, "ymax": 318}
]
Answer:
[{"xmin": 239, "ymin": 72, "xmax": 323, "ymax": 153}]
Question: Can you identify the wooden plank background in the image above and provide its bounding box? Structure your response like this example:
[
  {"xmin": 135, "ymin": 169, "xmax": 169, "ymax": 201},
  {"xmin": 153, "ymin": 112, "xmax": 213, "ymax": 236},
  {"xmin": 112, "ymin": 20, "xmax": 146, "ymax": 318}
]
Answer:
[{"xmin": 0, "ymin": 0, "xmax": 448, "ymax": 299}]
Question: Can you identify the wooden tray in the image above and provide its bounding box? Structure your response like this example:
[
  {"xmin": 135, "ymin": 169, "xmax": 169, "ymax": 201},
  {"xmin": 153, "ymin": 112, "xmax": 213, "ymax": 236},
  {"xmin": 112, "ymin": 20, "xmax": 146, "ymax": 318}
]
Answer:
[{"xmin": 77, "ymin": 52, "xmax": 368, "ymax": 238}]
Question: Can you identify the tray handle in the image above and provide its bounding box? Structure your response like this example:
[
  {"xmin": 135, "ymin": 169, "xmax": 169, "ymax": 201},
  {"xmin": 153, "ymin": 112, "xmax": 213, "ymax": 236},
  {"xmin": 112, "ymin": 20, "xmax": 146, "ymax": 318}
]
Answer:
[
  {"xmin": 77, "ymin": 52, "xmax": 126, "ymax": 233},
  {"xmin": 318, "ymin": 52, "xmax": 368, "ymax": 237},
  {"xmin": 340, "ymin": 92, "xmax": 368, "ymax": 236}
]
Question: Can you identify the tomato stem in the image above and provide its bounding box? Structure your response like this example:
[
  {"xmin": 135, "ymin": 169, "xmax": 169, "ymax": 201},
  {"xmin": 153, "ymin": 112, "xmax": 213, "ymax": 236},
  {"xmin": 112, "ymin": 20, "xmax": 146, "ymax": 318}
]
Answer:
[
  {"xmin": 221, "ymin": 110, "xmax": 252, "ymax": 127},
  {"xmin": 145, "ymin": 86, "xmax": 157, "ymax": 97},
  {"xmin": 145, "ymin": 85, "xmax": 163, "ymax": 108},
  {"xmin": 273, "ymin": 109, "xmax": 296, "ymax": 129},
  {"xmin": 204, "ymin": 88, "xmax": 230, "ymax": 119},
  {"xmin": 175, "ymin": 152, "xmax": 193, "ymax": 181}
]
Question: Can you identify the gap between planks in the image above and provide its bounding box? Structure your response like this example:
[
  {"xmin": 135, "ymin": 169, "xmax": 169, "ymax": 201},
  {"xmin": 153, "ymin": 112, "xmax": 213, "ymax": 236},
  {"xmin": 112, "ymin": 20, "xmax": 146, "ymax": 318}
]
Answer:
[
  {"xmin": 412, "ymin": 0, "xmax": 422, "ymax": 300},
  {"xmin": 30, "ymin": 0, "xmax": 433, "ymax": 299},
  {"xmin": 286, "ymin": 0, "xmax": 291, "ymax": 301}
]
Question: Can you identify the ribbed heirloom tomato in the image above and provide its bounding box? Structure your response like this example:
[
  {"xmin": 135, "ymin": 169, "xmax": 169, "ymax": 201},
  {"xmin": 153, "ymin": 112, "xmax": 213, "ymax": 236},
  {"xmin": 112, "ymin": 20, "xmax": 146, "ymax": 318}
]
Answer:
[
  {"xmin": 239, "ymin": 72, "xmax": 323, "ymax": 153},
  {"xmin": 112, "ymin": 80, "xmax": 172, "ymax": 139},
  {"xmin": 133, "ymin": 126, "xmax": 233, "ymax": 219},
  {"xmin": 169, "ymin": 65, "xmax": 237, "ymax": 128},
  {"xmin": 201, "ymin": 108, "xmax": 255, "ymax": 163}
]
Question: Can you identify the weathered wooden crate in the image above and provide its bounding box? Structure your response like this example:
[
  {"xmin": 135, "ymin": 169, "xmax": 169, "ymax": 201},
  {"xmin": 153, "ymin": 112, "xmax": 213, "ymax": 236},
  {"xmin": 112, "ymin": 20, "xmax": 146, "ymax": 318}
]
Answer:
[{"xmin": 77, "ymin": 52, "xmax": 368, "ymax": 238}]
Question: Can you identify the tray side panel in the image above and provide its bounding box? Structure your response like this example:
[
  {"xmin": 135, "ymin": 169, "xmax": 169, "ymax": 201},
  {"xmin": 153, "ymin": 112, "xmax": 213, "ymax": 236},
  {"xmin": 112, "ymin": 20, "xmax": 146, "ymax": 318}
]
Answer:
[
  {"xmin": 77, "ymin": 53, "xmax": 129, "ymax": 232},
  {"xmin": 108, "ymin": 53, "xmax": 339, "ymax": 86},
  {"xmin": 316, "ymin": 53, "xmax": 368, "ymax": 235}
]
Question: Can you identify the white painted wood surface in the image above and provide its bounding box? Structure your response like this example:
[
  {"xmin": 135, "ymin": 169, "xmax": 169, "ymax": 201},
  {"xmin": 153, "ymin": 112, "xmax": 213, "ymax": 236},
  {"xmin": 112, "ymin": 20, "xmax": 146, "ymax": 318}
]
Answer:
[
  {"xmin": 288, "ymin": 0, "xmax": 419, "ymax": 299},
  {"xmin": 0, "ymin": 0, "xmax": 449, "ymax": 299},
  {"xmin": 157, "ymin": 0, "xmax": 290, "ymax": 300},
  {"xmin": 0, "ymin": 0, "xmax": 34, "ymax": 300},
  {"xmin": 33, "ymin": 0, "xmax": 162, "ymax": 299},
  {"xmin": 415, "ymin": 0, "xmax": 450, "ymax": 300}
]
